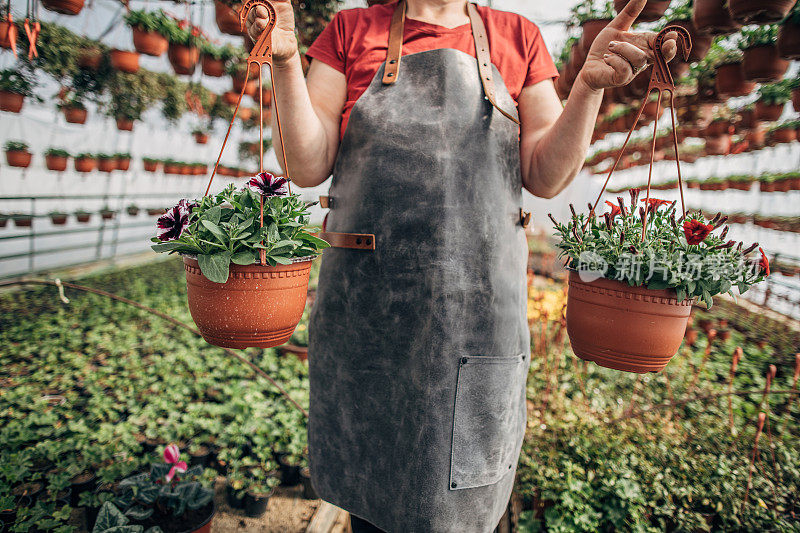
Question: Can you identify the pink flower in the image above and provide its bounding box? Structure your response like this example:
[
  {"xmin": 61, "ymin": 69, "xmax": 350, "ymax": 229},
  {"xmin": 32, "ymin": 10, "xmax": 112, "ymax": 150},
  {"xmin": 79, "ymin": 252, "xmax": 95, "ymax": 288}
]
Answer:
[
  {"xmin": 156, "ymin": 200, "xmax": 192, "ymax": 241},
  {"xmin": 163, "ymin": 444, "xmax": 187, "ymax": 482},
  {"xmin": 248, "ymin": 172, "xmax": 289, "ymax": 197}
]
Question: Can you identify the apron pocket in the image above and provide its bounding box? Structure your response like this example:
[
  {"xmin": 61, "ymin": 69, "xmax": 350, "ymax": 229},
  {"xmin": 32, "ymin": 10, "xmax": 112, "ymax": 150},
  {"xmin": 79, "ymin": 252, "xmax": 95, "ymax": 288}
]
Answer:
[{"xmin": 449, "ymin": 354, "xmax": 526, "ymax": 491}]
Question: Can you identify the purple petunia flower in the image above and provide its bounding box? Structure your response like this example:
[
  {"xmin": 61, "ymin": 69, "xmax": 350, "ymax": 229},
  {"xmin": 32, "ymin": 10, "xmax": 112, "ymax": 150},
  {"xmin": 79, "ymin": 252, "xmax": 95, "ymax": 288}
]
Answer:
[
  {"xmin": 248, "ymin": 171, "xmax": 289, "ymax": 197},
  {"xmin": 156, "ymin": 200, "xmax": 191, "ymax": 241}
]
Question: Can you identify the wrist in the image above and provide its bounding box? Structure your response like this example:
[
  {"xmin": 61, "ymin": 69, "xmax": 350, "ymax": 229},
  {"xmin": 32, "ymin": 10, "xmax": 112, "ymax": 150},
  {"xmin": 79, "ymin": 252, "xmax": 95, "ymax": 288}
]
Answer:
[
  {"xmin": 574, "ymin": 68, "xmax": 605, "ymax": 96},
  {"xmin": 274, "ymin": 49, "xmax": 300, "ymax": 70}
]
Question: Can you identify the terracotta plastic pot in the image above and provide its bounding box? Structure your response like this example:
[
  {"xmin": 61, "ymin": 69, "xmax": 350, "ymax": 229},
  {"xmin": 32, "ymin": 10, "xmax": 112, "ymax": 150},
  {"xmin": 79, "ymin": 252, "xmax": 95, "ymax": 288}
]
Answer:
[
  {"xmin": 143, "ymin": 160, "xmax": 160, "ymax": 172},
  {"xmin": 50, "ymin": 214, "xmax": 68, "ymax": 225},
  {"xmin": 215, "ymin": 1, "xmax": 242, "ymax": 35},
  {"xmin": 566, "ymin": 271, "xmax": 692, "ymax": 373},
  {"xmin": 6, "ymin": 150, "xmax": 32, "ymax": 168},
  {"xmin": 232, "ymin": 73, "xmax": 258, "ymax": 97},
  {"xmin": 0, "ymin": 90, "xmax": 24, "ymax": 113},
  {"xmin": 0, "ymin": 20, "xmax": 15, "ymax": 50},
  {"xmin": 771, "ymin": 128, "xmax": 796, "ymax": 144},
  {"xmin": 201, "ymin": 55, "xmax": 226, "ymax": 77},
  {"xmin": 614, "ymin": 0, "xmax": 670, "ymax": 23},
  {"xmin": 778, "ymin": 22, "xmax": 800, "ymax": 60},
  {"xmin": 76, "ymin": 213, "xmax": 91, "ymax": 223},
  {"xmin": 77, "ymin": 50, "xmax": 102, "ymax": 70},
  {"xmin": 116, "ymin": 118, "xmax": 134, "ymax": 131},
  {"xmin": 715, "ymin": 62, "xmax": 754, "ymax": 97},
  {"xmin": 74, "ymin": 157, "xmax": 96, "ymax": 173},
  {"xmin": 116, "ymin": 158, "xmax": 131, "ymax": 171},
  {"xmin": 760, "ymin": 181, "xmax": 777, "ymax": 192},
  {"xmin": 168, "ymin": 44, "xmax": 199, "ymax": 75},
  {"xmin": 13, "ymin": 216, "xmax": 33, "ymax": 227},
  {"xmin": 667, "ymin": 19, "xmax": 712, "ymax": 62},
  {"xmin": 742, "ymin": 45, "xmax": 789, "ymax": 83},
  {"xmin": 98, "ymin": 159, "xmax": 116, "ymax": 173},
  {"xmin": 63, "ymin": 106, "xmax": 87, "ymax": 124},
  {"xmin": 727, "ymin": 0, "xmax": 795, "ymax": 23},
  {"xmin": 194, "ymin": 132, "xmax": 209, "ymax": 144},
  {"xmin": 101, "ymin": 211, "xmax": 115, "ymax": 220},
  {"xmin": 41, "ymin": 0, "xmax": 84, "ymax": 14},
  {"xmin": 755, "ymin": 101, "xmax": 784, "ymax": 122},
  {"xmin": 183, "ymin": 256, "xmax": 313, "ymax": 349},
  {"xmin": 164, "ymin": 163, "xmax": 181, "ymax": 174},
  {"xmin": 45, "ymin": 155, "xmax": 68, "ymax": 172},
  {"xmin": 693, "ymin": 0, "xmax": 741, "ymax": 34},
  {"xmin": 238, "ymin": 107, "xmax": 254, "ymax": 121},
  {"xmin": 222, "ymin": 91, "xmax": 240, "ymax": 106},
  {"xmin": 579, "ymin": 19, "xmax": 612, "ymax": 53},
  {"xmin": 110, "ymin": 49, "xmax": 140, "ymax": 73},
  {"xmin": 132, "ymin": 27, "xmax": 168, "ymax": 57}
]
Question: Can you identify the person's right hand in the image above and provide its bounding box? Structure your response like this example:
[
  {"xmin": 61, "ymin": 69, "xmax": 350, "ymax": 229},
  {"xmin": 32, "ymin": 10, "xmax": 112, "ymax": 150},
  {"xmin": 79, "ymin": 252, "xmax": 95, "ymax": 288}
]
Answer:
[{"xmin": 245, "ymin": 1, "xmax": 298, "ymax": 66}]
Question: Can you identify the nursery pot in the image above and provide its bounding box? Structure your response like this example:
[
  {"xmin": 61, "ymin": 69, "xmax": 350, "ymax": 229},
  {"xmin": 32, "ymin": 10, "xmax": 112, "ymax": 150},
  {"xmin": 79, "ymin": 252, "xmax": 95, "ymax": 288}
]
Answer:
[
  {"xmin": 727, "ymin": 0, "xmax": 795, "ymax": 24},
  {"xmin": 110, "ymin": 49, "xmax": 140, "ymax": 73},
  {"xmin": 300, "ymin": 467, "xmax": 318, "ymax": 499},
  {"xmin": 715, "ymin": 63, "xmax": 754, "ymax": 97},
  {"xmin": 116, "ymin": 117, "xmax": 134, "ymax": 131},
  {"xmin": 614, "ymin": 0, "xmax": 669, "ymax": 23},
  {"xmin": 76, "ymin": 213, "xmax": 91, "ymax": 223},
  {"xmin": 127, "ymin": 206, "xmax": 140, "ymax": 216},
  {"xmin": 0, "ymin": 20, "xmax": 15, "ymax": 50},
  {"xmin": 98, "ymin": 158, "xmax": 116, "ymax": 173},
  {"xmin": 232, "ymin": 72, "xmax": 258, "ymax": 97},
  {"xmin": 771, "ymin": 128, "xmax": 796, "ymax": 144},
  {"xmin": 693, "ymin": 0, "xmax": 740, "ymax": 35},
  {"xmin": 41, "ymin": 0, "xmax": 84, "ymax": 14},
  {"xmin": 101, "ymin": 210, "xmax": 115, "ymax": 220},
  {"xmin": 132, "ymin": 27, "xmax": 168, "ymax": 57},
  {"xmin": 579, "ymin": 19, "xmax": 612, "ymax": 53},
  {"xmin": 45, "ymin": 155, "xmax": 68, "ymax": 172},
  {"xmin": 215, "ymin": 1, "xmax": 243, "ymax": 35},
  {"xmin": 12, "ymin": 215, "xmax": 33, "ymax": 227},
  {"xmin": 75, "ymin": 157, "xmax": 96, "ymax": 173},
  {"xmin": 0, "ymin": 90, "xmax": 24, "ymax": 113},
  {"xmin": 183, "ymin": 256, "xmax": 313, "ymax": 349},
  {"xmin": 117, "ymin": 157, "xmax": 131, "ymax": 171},
  {"xmin": 244, "ymin": 489, "xmax": 273, "ymax": 518},
  {"xmin": 566, "ymin": 271, "xmax": 693, "ymax": 373},
  {"xmin": 143, "ymin": 160, "xmax": 160, "ymax": 172},
  {"xmin": 777, "ymin": 22, "xmax": 800, "ymax": 60},
  {"xmin": 742, "ymin": 45, "xmax": 789, "ymax": 83},
  {"xmin": 168, "ymin": 43, "xmax": 200, "ymax": 75},
  {"xmin": 50, "ymin": 214, "xmax": 68, "ymax": 225},
  {"xmin": 77, "ymin": 49, "xmax": 102, "ymax": 70},
  {"xmin": 225, "ymin": 483, "xmax": 246, "ymax": 509},
  {"xmin": 63, "ymin": 106, "xmax": 87, "ymax": 124},
  {"xmin": 668, "ymin": 19, "xmax": 712, "ymax": 62},
  {"xmin": 194, "ymin": 132, "xmax": 209, "ymax": 144},
  {"xmin": 201, "ymin": 55, "xmax": 226, "ymax": 77},
  {"xmin": 6, "ymin": 150, "xmax": 32, "ymax": 168},
  {"xmin": 755, "ymin": 101, "xmax": 784, "ymax": 122}
]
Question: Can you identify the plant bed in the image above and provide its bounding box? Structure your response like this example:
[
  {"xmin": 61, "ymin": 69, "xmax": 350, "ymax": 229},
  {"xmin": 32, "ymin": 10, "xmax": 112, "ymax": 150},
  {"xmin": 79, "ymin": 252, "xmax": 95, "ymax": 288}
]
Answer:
[
  {"xmin": 150, "ymin": 179, "xmax": 329, "ymax": 349},
  {"xmin": 4, "ymin": 141, "xmax": 32, "ymax": 168},
  {"xmin": 110, "ymin": 49, "xmax": 140, "ymax": 73}
]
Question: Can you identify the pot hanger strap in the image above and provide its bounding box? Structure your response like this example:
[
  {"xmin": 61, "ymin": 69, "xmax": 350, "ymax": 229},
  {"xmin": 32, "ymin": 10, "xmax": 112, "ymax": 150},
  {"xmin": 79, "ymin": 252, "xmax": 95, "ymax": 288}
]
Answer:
[
  {"xmin": 383, "ymin": 0, "xmax": 519, "ymax": 125},
  {"xmin": 585, "ymin": 25, "xmax": 692, "ymax": 239}
]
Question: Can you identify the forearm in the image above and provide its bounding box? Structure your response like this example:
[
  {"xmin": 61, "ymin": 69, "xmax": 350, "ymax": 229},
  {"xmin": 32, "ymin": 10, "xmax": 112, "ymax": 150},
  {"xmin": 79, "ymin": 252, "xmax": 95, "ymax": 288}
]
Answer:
[
  {"xmin": 523, "ymin": 74, "xmax": 604, "ymax": 199},
  {"xmin": 270, "ymin": 53, "xmax": 334, "ymax": 187}
]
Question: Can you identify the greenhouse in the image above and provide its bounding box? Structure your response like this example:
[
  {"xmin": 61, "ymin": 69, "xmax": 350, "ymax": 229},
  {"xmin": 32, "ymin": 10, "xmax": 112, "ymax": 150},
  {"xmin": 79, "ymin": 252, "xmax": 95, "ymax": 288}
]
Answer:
[{"xmin": 1, "ymin": 0, "xmax": 799, "ymax": 532}]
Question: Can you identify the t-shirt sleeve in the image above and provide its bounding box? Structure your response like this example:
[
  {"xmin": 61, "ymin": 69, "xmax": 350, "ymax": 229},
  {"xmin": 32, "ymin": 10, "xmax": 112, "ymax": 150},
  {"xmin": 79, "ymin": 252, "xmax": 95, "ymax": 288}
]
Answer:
[
  {"xmin": 306, "ymin": 12, "xmax": 347, "ymax": 73},
  {"xmin": 523, "ymin": 21, "xmax": 559, "ymax": 87}
]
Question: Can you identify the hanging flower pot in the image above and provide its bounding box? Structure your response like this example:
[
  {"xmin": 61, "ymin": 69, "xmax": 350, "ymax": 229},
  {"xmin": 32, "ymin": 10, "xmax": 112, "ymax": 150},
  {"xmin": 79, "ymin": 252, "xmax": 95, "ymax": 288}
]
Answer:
[
  {"xmin": 97, "ymin": 155, "xmax": 116, "ymax": 173},
  {"xmin": 232, "ymin": 71, "xmax": 258, "ymax": 97},
  {"xmin": 41, "ymin": 0, "xmax": 84, "ymax": 15},
  {"xmin": 5, "ymin": 142, "xmax": 32, "ymax": 168},
  {"xmin": 742, "ymin": 45, "xmax": 789, "ymax": 83},
  {"xmin": 745, "ymin": 127, "xmax": 766, "ymax": 148},
  {"xmin": 755, "ymin": 100, "xmax": 785, "ymax": 121},
  {"xmin": 75, "ymin": 211, "xmax": 91, "ymax": 223},
  {"xmin": 45, "ymin": 149, "xmax": 69, "ymax": 171},
  {"xmin": 193, "ymin": 132, "xmax": 209, "ymax": 144},
  {"xmin": 579, "ymin": 18, "xmax": 612, "ymax": 53},
  {"xmin": 110, "ymin": 49, "xmax": 140, "ymax": 73},
  {"xmin": 77, "ymin": 48, "xmax": 102, "ymax": 70},
  {"xmin": 201, "ymin": 55, "xmax": 226, "ymax": 77},
  {"xmin": 62, "ymin": 105, "xmax": 87, "ymax": 124},
  {"xmin": 667, "ymin": 19, "xmax": 713, "ymax": 62},
  {"xmin": 778, "ymin": 21, "xmax": 800, "ymax": 59},
  {"xmin": 163, "ymin": 161, "xmax": 181, "ymax": 174},
  {"xmin": 49, "ymin": 213, "xmax": 68, "ymax": 225},
  {"xmin": 215, "ymin": 1, "xmax": 242, "ymax": 35},
  {"xmin": 116, "ymin": 154, "xmax": 131, "ymax": 171},
  {"xmin": 12, "ymin": 214, "xmax": 33, "ymax": 227},
  {"xmin": 116, "ymin": 117, "xmax": 134, "ymax": 131},
  {"xmin": 715, "ymin": 62, "xmax": 755, "ymax": 97},
  {"xmin": 100, "ymin": 209, "xmax": 116, "ymax": 220},
  {"xmin": 132, "ymin": 27, "xmax": 168, "ymax": 57},
  {"xmin": 222, "ymin": 91, "xmax": 240, "ymax": 106},
  {"xmin": 770, "ymin": 125, "xmax": 796, "ymax": 144},
  {"xmin": 693, "ymin": 0, "xmax": 741, "ymax": 35},
  {"xmin": 74, "ymin": 154, "xmax": 96, "ymax": 173},
  {"xmin": 705, "ymin": 134, "xmax": 731, "ymax": 155},
  {"xmin": 238, "ymin": 107, "xmax": 254, "ymax": 121},
  {"xmin": 168, "ymin": 44, "xmax": 199, "ymax": 76},
  {"xmin": 143, "ymin": 158, "xmax": 160, "ymax": 172},
  {"xmin": 0, "ymin": 90, "xmax": 24, "ymax": 113},
  {"xmin": 0, "ymin": 19, "xmax": 16, "ymax": 51},
  {"xmin": 126, "ymin": 205, "xmax": 140, "ymax": 216},
  {"xmin": 613, "ymin": 0, "xmax": 670, "ymax": 23},
  {"xmin": 727, "ymin": 0, "xmax": 795, "ymax": 24}
]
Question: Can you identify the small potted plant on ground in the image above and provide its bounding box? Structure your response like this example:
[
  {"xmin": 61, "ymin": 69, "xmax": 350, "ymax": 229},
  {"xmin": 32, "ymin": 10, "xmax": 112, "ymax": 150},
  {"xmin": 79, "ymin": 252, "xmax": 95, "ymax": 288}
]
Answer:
[
  {"xmin": 97, "ymin": 153, "xmax": 116, "ymax": 173},
  {"xmin": 125, "ymin": 9, "xmax": 171, "ymax": 57},
  {"xmin": 143, "ymin": 157, "xmax": 161, "ymax": 173},
  {"xmin": 165, "ymin": 21, "xmax": 202, "ymax": 75},
  {"xmin": 738, "ymin": 25, "xmax": 789, "ymax": 82},
  {"xmin": 115, "ymin": 152, "xmax": 132, "ymax": 171},
  {"xmin": 45, "ymin": 148, "xmax": 70, "ymax": 171},
  {"xmin": 192, "ymin": 128, "xmax": 209, "ymax": 144},
  {"xmin": 243, "ymin": 467, "xmax": 279, "ymax": 518},
  {"xmin": 75, "ymin": 152, "xmax": 96, "ymax": 173},
  {"xmin": 755, "ymin": 81, "xmax": 791, "ymax": 121},
  {"xmin": 75, "ymin": 209, "xmax": 92, "ymax": 223},
  {"xmin": 4, "ymin": 140, "xmax": 32, "ymax": 168},
  {"xmin": 551, "ymin": 192, "xmax": 769, "ymax": 373},
  {"xmin": 49, "ymin": 211, "xmax": 69, "ymax": 225},
  {"xmin": 149, "ymin": 175, "xmax": 329, "ymax": 348},
  {"xmin": 0, "ymin": 68, "xmax": 35, "ymax": 113}
]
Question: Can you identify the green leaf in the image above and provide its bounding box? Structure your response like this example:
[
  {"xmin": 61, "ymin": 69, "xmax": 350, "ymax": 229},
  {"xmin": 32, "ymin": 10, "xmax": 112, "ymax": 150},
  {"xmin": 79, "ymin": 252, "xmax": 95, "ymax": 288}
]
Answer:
[
  {"xmin": 93, "ymin": 502, "xmax": 129, "ymax": 533},
  {"xmin": 197, "ymin": 252, "xmax": 231, "ymax": 283},
  {"xmin": 150, "ymin": 242, "xmax": 185, "ymax": 253},
  {"xmin": 201, "ymin": 220, "xmax": 227, "ymax": 243},
  {"xmin": 203, "ymin": 205, "xmax": 222, "ymax": 225},
  {"xmin": 231, "ymin": 250, "xmax": 256, "ymax": 265},
  {"xmin": 299, "ymin": 233, "xmax": 331, "ymax": 249},
  {"xmin": 269, "ymin": 255, "xmax": 293, "ymax": 265}
]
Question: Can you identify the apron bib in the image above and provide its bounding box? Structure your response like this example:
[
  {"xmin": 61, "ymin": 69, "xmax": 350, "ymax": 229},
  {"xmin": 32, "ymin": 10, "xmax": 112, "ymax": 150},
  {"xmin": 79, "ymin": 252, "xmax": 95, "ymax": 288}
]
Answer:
[{"xmin": 309, "ymin": 4, "xmax": 530, "ymax": 531}]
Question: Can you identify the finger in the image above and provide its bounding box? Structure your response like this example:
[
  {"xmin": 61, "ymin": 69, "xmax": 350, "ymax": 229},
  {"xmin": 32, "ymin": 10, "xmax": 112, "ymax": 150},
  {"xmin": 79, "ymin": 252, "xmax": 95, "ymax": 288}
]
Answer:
[
  {"xmin": 248, "ymin": 16, "xmax": 268, "ymax": 41},
  {"xmin": 607, "ymin": 0, "xmax": 647, "ymax": 31},
  {"xmin": 621, "ymin": 31, "xmax": 678, "ymax": 61},
  {"xmin": 661, "ymin": 38, "xmax": 678, "ymax": 63},
  {"xmin": 603, "ymin": 52, "xmax": 635, "ymax": 86},
  {"xmin": 608, "ymin": 40, "xmax": 649, "ymax": 70}
]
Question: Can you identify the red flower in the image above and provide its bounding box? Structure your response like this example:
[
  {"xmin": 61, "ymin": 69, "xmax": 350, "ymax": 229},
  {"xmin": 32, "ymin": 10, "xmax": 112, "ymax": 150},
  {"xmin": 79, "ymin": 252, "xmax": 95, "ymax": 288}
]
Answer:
[
  {"xmin": 640, "ymin": 198, "xmax": 671, "ymax": 212},
  {"xmin": 604, "ymin": 200, "xmax": 621, "ymax": 218},
  {"xmin": 759, "ymin": 248, "xmax": 770, "ymax": 276},
  {"xmin": 683, "ymin": 219, "xmax": 714, "ymax": 245}
]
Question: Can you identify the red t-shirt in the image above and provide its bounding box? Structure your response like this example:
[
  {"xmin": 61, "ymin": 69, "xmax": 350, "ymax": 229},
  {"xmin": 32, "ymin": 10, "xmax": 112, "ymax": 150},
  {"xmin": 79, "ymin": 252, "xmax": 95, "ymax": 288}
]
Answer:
[{"xmin": 306, "ymin": 2, "xmax": 558, "ymax": 138}]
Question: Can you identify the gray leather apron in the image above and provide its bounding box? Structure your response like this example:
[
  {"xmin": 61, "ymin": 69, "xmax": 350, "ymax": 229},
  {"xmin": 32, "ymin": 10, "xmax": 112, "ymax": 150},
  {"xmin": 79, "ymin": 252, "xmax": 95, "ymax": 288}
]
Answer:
[{"xmin": 308, "ymin": 3, "xmax": 531, "ymax": 531}]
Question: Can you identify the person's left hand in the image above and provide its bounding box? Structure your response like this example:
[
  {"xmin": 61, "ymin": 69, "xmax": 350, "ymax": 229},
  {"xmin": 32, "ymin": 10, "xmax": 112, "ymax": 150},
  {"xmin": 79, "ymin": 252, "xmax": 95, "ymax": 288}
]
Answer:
[{"xmin": 578, "ymin": 0, "xmax": 679, "ymax": 92}]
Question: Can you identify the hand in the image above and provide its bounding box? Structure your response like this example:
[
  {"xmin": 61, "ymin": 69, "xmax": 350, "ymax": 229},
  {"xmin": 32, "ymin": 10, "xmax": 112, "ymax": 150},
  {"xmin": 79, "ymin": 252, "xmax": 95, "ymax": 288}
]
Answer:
[
  {"xmin": 578, "ymin": 0, "xmax": 679, "ymax": 92},
  {"xmin": 245, "ymin": 0, "xmax": 299, "ymax": 66}
]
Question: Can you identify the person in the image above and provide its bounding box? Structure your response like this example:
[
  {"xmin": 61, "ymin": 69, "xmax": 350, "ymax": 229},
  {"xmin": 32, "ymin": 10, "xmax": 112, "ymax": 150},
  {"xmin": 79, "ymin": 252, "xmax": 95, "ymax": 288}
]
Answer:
[{"xmin": 245, "ymin": 1, "xmax": 677, "ymax": 531}]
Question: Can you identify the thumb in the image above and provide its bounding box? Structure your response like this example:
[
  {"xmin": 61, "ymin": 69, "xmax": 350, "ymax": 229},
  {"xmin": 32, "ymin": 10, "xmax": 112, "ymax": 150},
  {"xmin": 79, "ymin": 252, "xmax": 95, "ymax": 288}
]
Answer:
[{"xmin": 607, "ymin": 0, "xmax": 646, "ymax": 31}]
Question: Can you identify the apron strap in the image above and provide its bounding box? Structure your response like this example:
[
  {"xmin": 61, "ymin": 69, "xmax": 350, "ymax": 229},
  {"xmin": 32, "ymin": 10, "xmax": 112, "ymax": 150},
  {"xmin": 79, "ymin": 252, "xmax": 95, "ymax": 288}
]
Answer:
[
  {"xmin": 319, "ymin": 208, "xmax": 376, "ymax": 250},
  {"xmin": 383, "ymin": 0, "xmax": 520, "ymax": 125}
]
